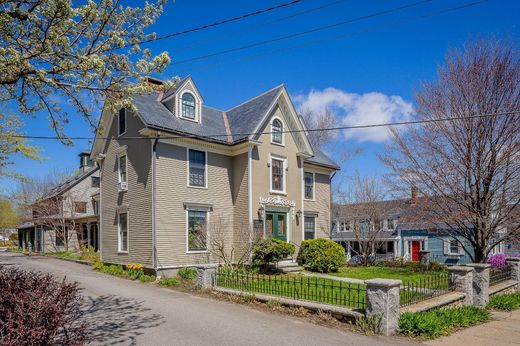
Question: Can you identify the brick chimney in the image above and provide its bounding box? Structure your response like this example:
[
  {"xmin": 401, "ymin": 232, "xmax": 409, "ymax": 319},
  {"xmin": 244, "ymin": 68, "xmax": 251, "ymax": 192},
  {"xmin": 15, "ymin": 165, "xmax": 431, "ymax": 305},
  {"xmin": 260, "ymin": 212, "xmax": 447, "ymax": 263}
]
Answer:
[{"xmin": 411, "ymin": 186, "xmax": 418, "ymax": 204}]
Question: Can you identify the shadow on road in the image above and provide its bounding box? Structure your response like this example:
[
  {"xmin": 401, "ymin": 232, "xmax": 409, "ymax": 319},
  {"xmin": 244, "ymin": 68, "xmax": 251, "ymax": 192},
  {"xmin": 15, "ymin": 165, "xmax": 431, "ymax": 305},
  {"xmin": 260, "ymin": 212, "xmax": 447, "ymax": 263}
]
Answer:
[{"xmin": 81, "ymin": 294, "xmax": 165, "ymax": 345}]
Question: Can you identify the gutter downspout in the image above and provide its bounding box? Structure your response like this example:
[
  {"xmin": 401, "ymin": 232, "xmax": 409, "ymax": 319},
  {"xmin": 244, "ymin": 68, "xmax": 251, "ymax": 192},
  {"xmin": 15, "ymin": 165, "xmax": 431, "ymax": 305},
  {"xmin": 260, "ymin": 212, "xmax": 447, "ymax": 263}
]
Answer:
[
  {"xmin": 152, "ymin": 132, "xmax": 160, "ymax": 274},
  {"xmin": 329, "ymin": 171, "xmax": 338, "ymax": 241}
]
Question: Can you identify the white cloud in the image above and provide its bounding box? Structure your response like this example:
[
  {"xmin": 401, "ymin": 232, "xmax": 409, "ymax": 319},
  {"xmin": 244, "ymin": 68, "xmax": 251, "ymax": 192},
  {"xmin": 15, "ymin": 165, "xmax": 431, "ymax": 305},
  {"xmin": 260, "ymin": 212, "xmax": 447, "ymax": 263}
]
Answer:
[{"xmin": 293, "ymin": 88, "xmax": 414, "ymax": 142}]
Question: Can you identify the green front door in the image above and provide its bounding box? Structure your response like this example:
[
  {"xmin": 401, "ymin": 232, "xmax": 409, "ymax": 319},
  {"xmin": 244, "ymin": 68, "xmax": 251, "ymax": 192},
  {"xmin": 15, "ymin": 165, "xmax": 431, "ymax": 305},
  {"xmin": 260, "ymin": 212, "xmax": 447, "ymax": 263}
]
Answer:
[{"xmin": 266, "ymin": 212, "xmax": 287, "ymax": 241}]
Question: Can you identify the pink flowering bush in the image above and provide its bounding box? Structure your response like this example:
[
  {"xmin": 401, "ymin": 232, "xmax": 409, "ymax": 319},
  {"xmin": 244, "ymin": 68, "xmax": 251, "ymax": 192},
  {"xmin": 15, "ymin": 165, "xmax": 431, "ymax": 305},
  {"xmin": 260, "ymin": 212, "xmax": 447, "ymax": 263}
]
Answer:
[{"xmin": 487, "ymin": 253, "xmax": 507, "ymax": 268}]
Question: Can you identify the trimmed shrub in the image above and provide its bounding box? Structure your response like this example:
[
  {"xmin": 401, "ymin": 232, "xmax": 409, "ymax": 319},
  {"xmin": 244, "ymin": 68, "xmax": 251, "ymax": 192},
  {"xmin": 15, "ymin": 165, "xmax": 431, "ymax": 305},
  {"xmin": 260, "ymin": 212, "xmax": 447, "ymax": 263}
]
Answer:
[
  {"xmin": 252, "ymin": 238, "xmax": 295, "ymax": 270},
  {"xmin": 297, "ymin": 238, "xmax": 345, "ymax": 273},
  {"xmin": 178, "ymin": 267, "xmax": 198, "ymax": 280},
  {"xmin": 0, "ymin": 266, "xmax": 88, "ymax": 344},
  {"xmin": 158, "ymin": 277, "xmax": 181, "ymax": 287},
  {"xmin": 399, "ymin": 306, "xmax": 490, "ymax": 339},
  {"xmin": 488, "ymin": 292, "xmax": 520, "ymax": 311}
]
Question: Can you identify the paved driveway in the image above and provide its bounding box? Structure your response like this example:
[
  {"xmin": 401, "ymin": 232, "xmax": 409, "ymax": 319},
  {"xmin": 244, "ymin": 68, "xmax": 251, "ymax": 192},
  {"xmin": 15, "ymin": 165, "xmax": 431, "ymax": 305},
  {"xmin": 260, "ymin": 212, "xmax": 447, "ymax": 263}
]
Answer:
[{"xmin": 0, "ymin": 251, "xmax": 418, "ymax": 346}]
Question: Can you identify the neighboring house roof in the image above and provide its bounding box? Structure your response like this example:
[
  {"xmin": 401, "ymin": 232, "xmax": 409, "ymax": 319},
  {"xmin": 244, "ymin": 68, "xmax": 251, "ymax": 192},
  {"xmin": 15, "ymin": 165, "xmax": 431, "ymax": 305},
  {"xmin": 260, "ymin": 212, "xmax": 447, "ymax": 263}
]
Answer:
[
  {"xmin": 112, "ymin": 78, "xmax": 338, "ymax": 170},
  {"xmin": 332, "ymin": 230, "xmax": 399, "ymax": 241},
  {"xmin": 333, "ymin": 197, "xmax": 445, "ymax": 232},
  {"xmin": 43, "ymin": 166, "xmax": 99, "ymax": 199}
]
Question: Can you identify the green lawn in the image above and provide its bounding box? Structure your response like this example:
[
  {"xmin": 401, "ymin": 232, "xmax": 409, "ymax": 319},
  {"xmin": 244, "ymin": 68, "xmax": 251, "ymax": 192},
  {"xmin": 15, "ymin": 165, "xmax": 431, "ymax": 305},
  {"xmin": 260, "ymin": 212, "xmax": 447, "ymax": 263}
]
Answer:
[{"xmin": 329, "ymin": 266, "xmax": 447, "ymax": 284}]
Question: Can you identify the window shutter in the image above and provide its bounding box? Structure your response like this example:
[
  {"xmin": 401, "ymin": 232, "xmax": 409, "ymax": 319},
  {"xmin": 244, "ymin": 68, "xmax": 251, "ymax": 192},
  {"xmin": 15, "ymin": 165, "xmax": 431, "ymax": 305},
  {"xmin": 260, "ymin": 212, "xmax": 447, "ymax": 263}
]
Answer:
[{"xmin": 443, "ymin": 239, "xmax": 449, "ymax": 255}]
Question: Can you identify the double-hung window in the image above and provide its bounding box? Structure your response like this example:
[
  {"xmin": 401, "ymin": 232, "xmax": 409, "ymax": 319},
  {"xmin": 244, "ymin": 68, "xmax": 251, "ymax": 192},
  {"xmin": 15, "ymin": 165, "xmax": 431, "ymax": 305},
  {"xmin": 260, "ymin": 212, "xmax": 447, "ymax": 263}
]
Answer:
[
  {"xmin": 188, "ymin": 149, "xmax": 206, "ymax": 187},
  {"xmin": 118, "ymin": 155, "xmax": 127, "ymax": 190},
  {"xmin": 304, "ymin": 216, "xmax": 315, "ymax": 240},
  {"xmin": 187, "ymin": 209, "xmax": 207, "ymax": 252},
  {"xmin": 449, "ymin": 239, "xmax": 459, "ymax": 255},
  {"xmin": 271, "ymin": 157, "xmax": 285, "ymax": 193},
  {"xmin": 118, "ymin": 212, "xmax": 128, "ymax": 252},
  {"xmin": 304, "ymin": 172, "xmax": 314, "ymax": 200},
  {"xmin": 118, "ymin": 108, "xmax": 126, "ymax": 136}
]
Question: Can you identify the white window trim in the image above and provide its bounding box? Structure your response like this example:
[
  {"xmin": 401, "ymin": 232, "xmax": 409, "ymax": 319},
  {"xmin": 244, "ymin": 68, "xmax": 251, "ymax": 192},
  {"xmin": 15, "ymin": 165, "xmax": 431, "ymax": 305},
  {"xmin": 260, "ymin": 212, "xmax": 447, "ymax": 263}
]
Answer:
[
  {"xmin": 186, "ymin": 148, "xmax": 208, "ymax": 189},
  {"xmin": 447, "ymin": 239, "xmax": 462, "ymax": 256},
  {"xmin": 270, "ymin": 116, "xmax": 285, "ymax": 146},
  {"xmin": 179, "ymin": 90, "xmax": 200, "ymax": 123},
  {"xmin": 303, "ymin": 171, "xmax": 315, "ymax": 201},
  {"xmin": 118, "ymin": 154, "xmax": 128, "ymax": 191},
  {"xmin": 185, "ymin": 206, "xmax": 210, "ymax": 254},
  {"xmin": 118, "ymin": 108, "xmax": 127, "ymax": 137},
  {"xmin": 269, "ymin": 154, "xmax": 287, "ymax": 195},
  {"xmin": 118, "ymin": 211, "xmax": 129, "ymax": 254},
  {"xmin": 403, "ymin": 236, "xmax": 428, "ymax": 259}
]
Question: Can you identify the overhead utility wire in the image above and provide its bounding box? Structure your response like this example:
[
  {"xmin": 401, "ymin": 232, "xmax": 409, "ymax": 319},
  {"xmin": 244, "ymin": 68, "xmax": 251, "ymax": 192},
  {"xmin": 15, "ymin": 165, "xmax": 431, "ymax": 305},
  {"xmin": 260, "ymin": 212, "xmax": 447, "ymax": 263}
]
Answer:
[
  {"xmin": 12, "ymin": 110, "xmax": 520, "ymax": 141},
  {"xmin": 127, "ymin": 0, "xmax": 305, "ymax": 47},
  {"xmin": 191, "ymin": 0, "xmax": 487, "ymax": 72},
  {"xmin": 170, "ymin": 0, "xmax": 348, "ymax": 54},
  {"xmin": 172, "ymin": 0, "xmax": 433, "ymax": 65}
]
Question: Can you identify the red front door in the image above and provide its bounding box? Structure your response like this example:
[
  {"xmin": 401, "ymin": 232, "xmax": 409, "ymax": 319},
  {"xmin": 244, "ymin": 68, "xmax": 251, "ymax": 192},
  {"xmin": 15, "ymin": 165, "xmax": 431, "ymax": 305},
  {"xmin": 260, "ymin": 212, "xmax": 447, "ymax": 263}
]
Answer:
[{"xmin": 411, "ymin": 241, "xmax": 420, "ymax": 261}]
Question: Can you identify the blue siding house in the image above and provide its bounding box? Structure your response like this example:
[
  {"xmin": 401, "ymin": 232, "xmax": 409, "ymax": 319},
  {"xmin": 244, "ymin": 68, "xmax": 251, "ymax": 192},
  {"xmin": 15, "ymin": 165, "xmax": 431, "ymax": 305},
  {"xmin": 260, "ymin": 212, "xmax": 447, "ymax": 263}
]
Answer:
[{"xmin": 332, "ymin": 188, "xmax": 501, "ymax": 265}]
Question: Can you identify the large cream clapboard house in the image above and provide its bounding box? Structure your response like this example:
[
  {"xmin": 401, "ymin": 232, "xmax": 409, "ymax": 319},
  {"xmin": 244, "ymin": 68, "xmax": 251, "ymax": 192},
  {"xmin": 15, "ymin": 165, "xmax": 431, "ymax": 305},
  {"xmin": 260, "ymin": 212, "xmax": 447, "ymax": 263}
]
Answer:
[{"xmin": 91, "ymin": 77, "xmax": 339, "ymax": 274}]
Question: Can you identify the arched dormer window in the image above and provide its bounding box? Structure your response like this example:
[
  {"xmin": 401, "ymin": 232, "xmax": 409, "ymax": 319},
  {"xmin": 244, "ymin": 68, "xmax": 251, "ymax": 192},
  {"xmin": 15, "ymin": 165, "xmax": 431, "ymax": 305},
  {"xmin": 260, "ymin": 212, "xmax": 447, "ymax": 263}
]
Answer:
[
  {"xmin": 271, "ymin": 118, "xmax": 283, "ymax": 144},
  {"xmin": 181, "ymin": 92, "xmax": 196, "ymax": 120}
]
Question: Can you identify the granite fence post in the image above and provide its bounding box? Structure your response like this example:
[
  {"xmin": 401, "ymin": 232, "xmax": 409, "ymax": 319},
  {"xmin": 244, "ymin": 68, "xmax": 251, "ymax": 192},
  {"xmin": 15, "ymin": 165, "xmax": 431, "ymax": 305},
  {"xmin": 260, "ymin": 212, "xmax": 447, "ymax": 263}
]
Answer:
[
  {"xmin": 467, "ymin": 263, "xmax": 491, "ymax": 307},
  {"xmin": 448, "ymin": 266, "xmax": 474, "ymax": 305},
  {"xmin": 506, "ymin": 257, "xmax": 520, "ymax": 292},
  {"xmin": 195, "ymin": 265, "xmax": 217, "ymax": 289},
  {"xmin": 365, "ymin": 279, "xmax": 401, "ymax": 336}
]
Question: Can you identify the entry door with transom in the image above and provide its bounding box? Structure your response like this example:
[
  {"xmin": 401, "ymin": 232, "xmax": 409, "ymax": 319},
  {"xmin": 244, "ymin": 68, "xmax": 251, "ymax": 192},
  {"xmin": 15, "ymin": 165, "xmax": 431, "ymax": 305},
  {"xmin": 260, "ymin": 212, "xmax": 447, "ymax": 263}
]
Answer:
[{"xmin": 265, "ymin": 212, "xmax": 287, "ymax": 241}]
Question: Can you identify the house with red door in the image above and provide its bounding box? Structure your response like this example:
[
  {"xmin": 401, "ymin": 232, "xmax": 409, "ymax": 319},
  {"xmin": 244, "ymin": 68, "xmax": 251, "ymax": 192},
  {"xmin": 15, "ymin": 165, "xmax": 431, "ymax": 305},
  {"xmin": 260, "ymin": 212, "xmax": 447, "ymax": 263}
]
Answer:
[{"xmin": 331, "ymin": 187, "xmax": 507, "ymax": 265}]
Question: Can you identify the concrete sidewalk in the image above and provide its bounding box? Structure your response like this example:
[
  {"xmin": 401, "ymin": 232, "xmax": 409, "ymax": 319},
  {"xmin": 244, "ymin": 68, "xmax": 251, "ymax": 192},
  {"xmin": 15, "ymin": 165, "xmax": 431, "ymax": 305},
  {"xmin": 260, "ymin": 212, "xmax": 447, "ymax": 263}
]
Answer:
[{"xmin": 425, "ymin": 310, "xmax": 520, "ymax": 346}]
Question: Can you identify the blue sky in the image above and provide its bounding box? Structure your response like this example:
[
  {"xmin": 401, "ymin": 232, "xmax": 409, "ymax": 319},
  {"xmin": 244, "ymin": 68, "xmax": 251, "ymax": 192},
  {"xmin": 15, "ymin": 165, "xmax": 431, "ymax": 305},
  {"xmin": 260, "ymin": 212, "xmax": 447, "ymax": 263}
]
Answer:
[{"xmin": 5, "ymin": 0, "xmax": 519, "ymax": 193}]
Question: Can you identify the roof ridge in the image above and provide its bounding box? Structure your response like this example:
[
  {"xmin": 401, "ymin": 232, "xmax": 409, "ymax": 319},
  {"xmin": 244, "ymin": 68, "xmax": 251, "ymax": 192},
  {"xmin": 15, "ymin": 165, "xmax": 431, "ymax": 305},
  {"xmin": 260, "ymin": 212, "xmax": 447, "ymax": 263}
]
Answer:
[
  {"xmin": 202, "ymin": 104, "xmax": 225, "ymax": 112},
  {"xmin": 226, "ymin": 84, "xmax": 284, "ymax": 112},
  {"xmin": 221, "ymin": 111, "xmax": 233, "ymax": 144}
]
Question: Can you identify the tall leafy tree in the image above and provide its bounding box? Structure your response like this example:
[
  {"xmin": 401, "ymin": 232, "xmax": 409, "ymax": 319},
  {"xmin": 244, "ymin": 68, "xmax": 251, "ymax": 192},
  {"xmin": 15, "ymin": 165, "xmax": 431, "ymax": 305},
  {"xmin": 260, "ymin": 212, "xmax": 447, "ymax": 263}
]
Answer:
[
  {"xmin": 0, "ymin": 198, "xmax": 19, "ymax": 229},
  {"xmin": 0, "ymin": 0, "xmax": 172, "ymax": 175}
]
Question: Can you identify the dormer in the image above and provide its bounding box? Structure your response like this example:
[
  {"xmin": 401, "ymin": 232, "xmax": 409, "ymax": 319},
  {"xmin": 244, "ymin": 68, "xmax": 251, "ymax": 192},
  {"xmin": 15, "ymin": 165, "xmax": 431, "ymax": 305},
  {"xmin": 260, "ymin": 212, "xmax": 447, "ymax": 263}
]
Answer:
[{"xmin": 161, "ymin": 77, "xmax": 204, "ymax": 123}]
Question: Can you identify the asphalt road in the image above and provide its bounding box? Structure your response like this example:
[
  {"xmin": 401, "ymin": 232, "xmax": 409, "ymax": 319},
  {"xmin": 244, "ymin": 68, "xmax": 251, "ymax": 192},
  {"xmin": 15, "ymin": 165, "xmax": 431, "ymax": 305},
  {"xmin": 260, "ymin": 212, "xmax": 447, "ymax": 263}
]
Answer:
[{"xmin": 0, "ymin": 251, "xmax": 418, "ymax": 346}]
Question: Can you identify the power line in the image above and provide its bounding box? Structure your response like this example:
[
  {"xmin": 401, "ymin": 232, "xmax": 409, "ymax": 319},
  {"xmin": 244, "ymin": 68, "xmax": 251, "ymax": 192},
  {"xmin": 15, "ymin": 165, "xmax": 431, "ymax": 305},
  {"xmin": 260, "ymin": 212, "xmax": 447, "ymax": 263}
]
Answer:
[
  {"xmin": 187, "ymin": 0, "xmax": 486, "ymax": 74},
  {"xmin": 172, "ymin": 0, "xmax": 433, "ymax": 65},
  {"xmin": 12, "ymin": 110, "xmax": 520, "ymax": 141},
  {"xmin": 129, "ymin": 0, "xmax": 305, "ymax": 48},
  {"xmin": 170, "ymin": 0, "xmax": 348, "ymax": 54}
]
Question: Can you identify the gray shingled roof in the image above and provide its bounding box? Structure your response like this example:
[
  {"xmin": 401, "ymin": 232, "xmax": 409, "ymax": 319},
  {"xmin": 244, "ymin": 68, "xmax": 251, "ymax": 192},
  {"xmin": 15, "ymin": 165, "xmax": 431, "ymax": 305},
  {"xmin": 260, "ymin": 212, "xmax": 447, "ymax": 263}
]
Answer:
[
  {"xmin": 226, "ymin": 85, "xmax": 283, "ymax": 142},
  {"xmin": 131, "ymin": 83, "xmax": 338, "ymax": 169},
  {"xmin": 44, "ymin": 166, "xmax": 99, "ymax": 199}
]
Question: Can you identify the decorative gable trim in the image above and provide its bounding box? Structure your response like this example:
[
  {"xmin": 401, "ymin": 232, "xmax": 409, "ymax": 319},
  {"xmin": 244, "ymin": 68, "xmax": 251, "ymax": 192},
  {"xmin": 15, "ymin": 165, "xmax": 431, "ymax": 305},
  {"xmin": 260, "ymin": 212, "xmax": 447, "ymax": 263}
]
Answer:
[{"xmin": 251, "ymin": 86, "xmax": 314, "ymax": 156}]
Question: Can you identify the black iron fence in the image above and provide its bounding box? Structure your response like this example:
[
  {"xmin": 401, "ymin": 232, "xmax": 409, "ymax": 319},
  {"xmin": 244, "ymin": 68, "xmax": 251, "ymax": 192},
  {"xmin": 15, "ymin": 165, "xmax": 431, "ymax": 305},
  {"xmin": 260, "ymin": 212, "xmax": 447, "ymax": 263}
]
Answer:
[
  {"xmin": 215, "ymin": 270, "xmax": 366, "ymax": 309},
  {"xmin": 490, "ymin": 265, "xmax": 513, "ymax": 286},
  {"xmin": 400, "ymin": 272, "xmax": 451, "ymax": 307}
]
